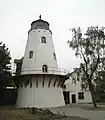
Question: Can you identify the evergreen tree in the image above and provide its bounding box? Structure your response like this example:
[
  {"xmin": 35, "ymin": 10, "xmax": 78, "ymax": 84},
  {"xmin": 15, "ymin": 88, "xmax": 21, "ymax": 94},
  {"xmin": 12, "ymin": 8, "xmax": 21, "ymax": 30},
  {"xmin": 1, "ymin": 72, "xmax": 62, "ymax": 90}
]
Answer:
[{"xmin": 0, "ymin": 41, "xmax": 11, "ymax": 102}]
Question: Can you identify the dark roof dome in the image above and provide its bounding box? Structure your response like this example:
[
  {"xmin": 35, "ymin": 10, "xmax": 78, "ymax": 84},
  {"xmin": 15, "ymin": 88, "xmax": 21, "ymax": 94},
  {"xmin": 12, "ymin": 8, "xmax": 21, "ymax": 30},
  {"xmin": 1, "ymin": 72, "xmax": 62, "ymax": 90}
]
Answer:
[
  {"xmin": 31, "ymin": 15, "xmax": 49, "ymax": 26},
  {"xmin": 29, "ymin": 15, "xmax": 51, "ymax": 33}
]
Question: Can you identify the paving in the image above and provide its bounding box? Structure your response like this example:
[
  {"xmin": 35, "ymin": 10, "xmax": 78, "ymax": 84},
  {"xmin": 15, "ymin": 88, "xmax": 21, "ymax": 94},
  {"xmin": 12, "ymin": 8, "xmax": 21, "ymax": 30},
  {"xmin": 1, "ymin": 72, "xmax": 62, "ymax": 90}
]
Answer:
[{"xmin": 49, "ymin": 104, "xmax": 105, "ymax": 120}]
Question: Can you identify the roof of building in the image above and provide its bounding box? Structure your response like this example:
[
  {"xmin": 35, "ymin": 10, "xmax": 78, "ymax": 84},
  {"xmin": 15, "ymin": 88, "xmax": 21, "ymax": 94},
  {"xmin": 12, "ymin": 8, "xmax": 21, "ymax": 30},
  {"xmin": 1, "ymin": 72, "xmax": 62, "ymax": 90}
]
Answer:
[
  {"xmin": 31, "ymin": 15, "xmax": 49, "ymax": 26},
  {"xmin": 29, "ymin": 15, "xmax": 51, "ymax": 33}
]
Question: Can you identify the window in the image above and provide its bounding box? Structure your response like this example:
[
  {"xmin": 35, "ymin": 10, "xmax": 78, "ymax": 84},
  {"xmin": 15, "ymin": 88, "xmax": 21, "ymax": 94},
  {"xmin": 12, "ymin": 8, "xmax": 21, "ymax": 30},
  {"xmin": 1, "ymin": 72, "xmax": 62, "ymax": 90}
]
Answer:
[
  {"xmin": 42, "ymin": 65, "xmax": 48, "ymax": 72},
  {"xmin": 78, "ymin": 92, "xmax": 84, "ymax": 99},
  {"xmin": 53, "ymin": 53, "xmax": 56, "ymax": 60},
  {"xmin": 81, "ymin": 84, "xmax": 85, "ymax": 89},
  {"xmin": 41, "ymin": 37, "xmax": 46, "ymax": 43},
  {"xmin": 29, "ymin": 51, "xmax": 33, "ymax": 58}
]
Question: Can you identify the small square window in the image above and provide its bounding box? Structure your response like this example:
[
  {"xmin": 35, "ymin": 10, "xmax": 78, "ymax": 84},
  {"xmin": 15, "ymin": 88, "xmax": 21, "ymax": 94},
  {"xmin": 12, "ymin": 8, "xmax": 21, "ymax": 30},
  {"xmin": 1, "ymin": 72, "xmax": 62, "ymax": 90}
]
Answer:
[{"xmin": 78, "ymin": 92, "xmax": 84, "ymax": 99}]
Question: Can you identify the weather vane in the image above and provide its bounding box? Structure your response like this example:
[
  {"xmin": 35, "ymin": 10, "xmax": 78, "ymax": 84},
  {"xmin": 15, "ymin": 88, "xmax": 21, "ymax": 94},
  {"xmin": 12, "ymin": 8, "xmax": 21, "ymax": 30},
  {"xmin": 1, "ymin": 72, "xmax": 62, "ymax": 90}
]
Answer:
[{"xmin": 39, "ymin": 15, "xmax": 41, "ymax": 19}]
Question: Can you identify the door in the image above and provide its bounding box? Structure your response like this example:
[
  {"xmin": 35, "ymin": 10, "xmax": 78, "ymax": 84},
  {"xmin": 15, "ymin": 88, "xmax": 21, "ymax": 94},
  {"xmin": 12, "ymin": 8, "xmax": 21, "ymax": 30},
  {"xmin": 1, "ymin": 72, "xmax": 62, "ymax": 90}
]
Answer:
[
  {"xmin": 63, "ymin": 91, "xmax": 70, "ymax": 104},
  {"xmin": 72, "ymin": 94, "xmax": 76, "ymax": 103}
]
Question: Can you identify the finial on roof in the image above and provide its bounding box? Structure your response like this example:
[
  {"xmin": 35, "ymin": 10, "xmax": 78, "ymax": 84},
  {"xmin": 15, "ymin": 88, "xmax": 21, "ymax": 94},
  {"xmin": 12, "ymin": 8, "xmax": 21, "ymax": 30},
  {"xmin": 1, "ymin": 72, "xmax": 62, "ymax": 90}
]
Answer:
[{"xmin": 39, "ymin": 15, "xmax": 41, "ymax": 19}]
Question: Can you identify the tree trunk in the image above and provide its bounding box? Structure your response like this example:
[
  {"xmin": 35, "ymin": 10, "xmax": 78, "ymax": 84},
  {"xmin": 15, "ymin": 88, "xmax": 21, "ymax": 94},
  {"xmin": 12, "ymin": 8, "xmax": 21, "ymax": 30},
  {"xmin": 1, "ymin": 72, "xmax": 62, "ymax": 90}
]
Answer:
[
  {"xmin": 0, "ymin": 74, "xmax": 3, "ymax": 104},
  {"xmin": 90, "ymin": 90, "xmax": 97, "ymax": 108},
  {"xmin": 88, "ymin": 80, "xmax": 97, "ymax": 108}
]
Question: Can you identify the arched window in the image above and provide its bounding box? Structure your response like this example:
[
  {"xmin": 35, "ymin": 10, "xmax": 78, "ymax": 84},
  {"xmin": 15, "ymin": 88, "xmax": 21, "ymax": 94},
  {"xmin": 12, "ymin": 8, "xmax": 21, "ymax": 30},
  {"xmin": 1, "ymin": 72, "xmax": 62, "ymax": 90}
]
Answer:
[
  {"xmin": 42, "ymin": 65, "xmax": 48, "ymax": 72},
  {"xmin": 41, "ymin": 37, "xmax": 46, "ymax": 43},
  {"xmin": 29, "ymin": 51, "xmax": 33, "ymax": 58}
]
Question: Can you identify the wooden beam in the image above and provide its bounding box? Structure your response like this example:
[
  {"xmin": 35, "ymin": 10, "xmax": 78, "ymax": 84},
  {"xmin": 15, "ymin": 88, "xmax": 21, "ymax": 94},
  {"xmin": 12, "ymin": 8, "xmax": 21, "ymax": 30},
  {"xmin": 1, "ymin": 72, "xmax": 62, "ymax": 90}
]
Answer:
[
  {"xmin": 29, "ymin": 75, "xmax": 32, "ymax": 87},
  {"xmin": 57, "ymin": 77, "xmax": 62, "ymax": 87},
  {"xmin": 60, "ymin": 79, "xmax": 65, "ymax": 88},
  {"xmin": 20, "ymin": 77, "xmax": 23, "ymax": 88},
  {"xmin": 53, "ymin": 76, "xmax": 57, "ymax": 87},
  {"xmin": 36, "ymin": 74, "xmax": 38, "ymax": 88},
  {"xmin": 42, "ymin": 74, "xmax": 45, "ymax": 87},
  {"xmin": 48, "ymin": 75, "xmax": 53, "ymax": 87}
]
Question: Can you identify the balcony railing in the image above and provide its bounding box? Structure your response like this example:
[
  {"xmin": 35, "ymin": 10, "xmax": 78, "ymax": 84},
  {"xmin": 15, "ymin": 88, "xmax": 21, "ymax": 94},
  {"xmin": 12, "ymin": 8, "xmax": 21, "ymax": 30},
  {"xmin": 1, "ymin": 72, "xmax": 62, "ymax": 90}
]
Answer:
[{"xmin": 20, "ymin": 68, "xmax": 69, "ymax": 76}]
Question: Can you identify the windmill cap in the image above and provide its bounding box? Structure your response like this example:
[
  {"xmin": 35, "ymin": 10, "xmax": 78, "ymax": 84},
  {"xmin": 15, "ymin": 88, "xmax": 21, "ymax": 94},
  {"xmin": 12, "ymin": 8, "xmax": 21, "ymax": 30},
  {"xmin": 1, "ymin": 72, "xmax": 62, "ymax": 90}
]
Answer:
[{"xmin": 30, "ymin": 15, "xmax": 51, "ymax": 33}]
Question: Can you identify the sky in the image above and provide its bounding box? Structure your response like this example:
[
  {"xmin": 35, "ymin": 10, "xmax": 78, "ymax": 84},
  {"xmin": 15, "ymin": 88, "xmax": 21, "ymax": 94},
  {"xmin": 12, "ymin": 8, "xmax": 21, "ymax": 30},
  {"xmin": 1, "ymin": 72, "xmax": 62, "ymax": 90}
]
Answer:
[{"xmin": 0, "ymin": 0, "xmax": 105, "ymax": 72}]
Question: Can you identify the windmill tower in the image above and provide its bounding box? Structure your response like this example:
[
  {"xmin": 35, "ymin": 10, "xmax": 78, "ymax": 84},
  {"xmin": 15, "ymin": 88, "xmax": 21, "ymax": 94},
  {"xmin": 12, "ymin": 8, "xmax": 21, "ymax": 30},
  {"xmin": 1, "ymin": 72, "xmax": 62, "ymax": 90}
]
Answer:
[{"xmin": 15, "ymin": 16, "xmax": 69, "ymax": 108}]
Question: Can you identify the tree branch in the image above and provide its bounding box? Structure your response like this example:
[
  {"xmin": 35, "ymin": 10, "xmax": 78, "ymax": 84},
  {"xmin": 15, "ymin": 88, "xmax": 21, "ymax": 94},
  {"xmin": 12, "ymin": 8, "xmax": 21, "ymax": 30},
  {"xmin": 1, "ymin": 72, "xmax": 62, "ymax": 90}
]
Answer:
[{"xmin": 90, "ymin": 54, "xmax": 100, "ymax": 80}]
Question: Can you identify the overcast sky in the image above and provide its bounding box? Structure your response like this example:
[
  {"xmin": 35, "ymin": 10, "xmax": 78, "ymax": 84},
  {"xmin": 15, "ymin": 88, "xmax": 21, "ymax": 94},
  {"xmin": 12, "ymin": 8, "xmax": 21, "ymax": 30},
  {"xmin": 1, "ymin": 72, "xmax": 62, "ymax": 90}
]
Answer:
[{"xmin": 0, "ymin": 0, "xmax": 105, "ymax": 72}]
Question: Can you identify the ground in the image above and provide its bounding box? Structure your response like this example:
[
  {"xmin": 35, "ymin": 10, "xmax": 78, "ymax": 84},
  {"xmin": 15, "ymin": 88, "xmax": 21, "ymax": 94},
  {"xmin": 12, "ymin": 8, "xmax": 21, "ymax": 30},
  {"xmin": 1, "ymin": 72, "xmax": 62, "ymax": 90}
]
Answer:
[
  {"xmin": 50, "ymin": 103, "xmax": 105, "ymax": 120},
  {"xmin": 0, "ymin": 107, "xmax": 89, "ymax": 120},
  {"xmin": 0, "ymin": 103, "xmax": 105, "ymax": 120}
]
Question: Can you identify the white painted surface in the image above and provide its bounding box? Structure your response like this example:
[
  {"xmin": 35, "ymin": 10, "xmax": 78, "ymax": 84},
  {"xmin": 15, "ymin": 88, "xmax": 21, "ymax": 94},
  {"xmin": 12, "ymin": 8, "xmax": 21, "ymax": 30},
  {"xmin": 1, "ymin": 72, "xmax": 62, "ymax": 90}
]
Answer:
[
  {"xmin": 21, "ymin": 29, "xmax": 58, "ymax": 75},
  {"xmin": 16, "ymin": 20, "xmax": 67, "ymax": 108},
  {"xmin": 64, "ymin": 79, "xmax": 92, "ymax": 103},
  {"xmin": 21, "ymin": 67, "xmax": 68, "ymax": 75},
  {"xmin": 16, "ymin": 75, "xmax": 65, "ymax": 108}
]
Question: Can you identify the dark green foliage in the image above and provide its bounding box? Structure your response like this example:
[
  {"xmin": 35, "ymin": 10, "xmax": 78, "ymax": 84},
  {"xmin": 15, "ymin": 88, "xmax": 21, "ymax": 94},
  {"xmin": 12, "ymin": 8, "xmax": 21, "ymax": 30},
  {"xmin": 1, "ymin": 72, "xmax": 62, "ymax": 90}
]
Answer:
[
  {"xmin": 0, "ymin": 41, "xmax": 11, "ymax": 102},
  {"xmin": 0, "ymin": 42, "xmax": 11, "ymax": 72},
  {"xmin": 94, "ymin": 71, "xmax": 105, "ymax": 93},
  {"xmin": 68, "ymin": 26, "xmax": 105, "ymax": 107},
  {"xmin": 94, "ymin": 71, "xmax": 105, "ymax": 102}
]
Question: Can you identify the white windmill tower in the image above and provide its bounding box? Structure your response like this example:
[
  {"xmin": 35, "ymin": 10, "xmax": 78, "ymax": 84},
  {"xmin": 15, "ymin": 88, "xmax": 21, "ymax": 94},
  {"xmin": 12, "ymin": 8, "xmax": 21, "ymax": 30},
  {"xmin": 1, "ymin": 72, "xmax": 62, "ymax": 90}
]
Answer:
[{"xmin": 15, "ymin": 15, "xmax": 69, "ymax": 108}]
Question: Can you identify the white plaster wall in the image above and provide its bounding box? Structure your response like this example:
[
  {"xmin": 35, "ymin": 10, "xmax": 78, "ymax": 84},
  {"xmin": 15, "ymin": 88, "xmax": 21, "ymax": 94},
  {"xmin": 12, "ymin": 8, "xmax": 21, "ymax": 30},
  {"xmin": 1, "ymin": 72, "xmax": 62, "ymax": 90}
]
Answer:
[
  {"xmin": 34, "ymin": 88, "xmax": 64, "ymax": 108},
  {"xmin": 68, "ymin": 91, "xmax": 92, "ymax": 103},
  {"xmin": 65, "ymin": 79, "xmax": 82, "ymax": 92},
  {"xmin": 16, "ymin": 85, "xmax": 34, "ymax": 108},
  {"xmin": 76, "ymin": 91, "xmax": 92, "ymax": 103},
  {"xmin": 64, "ymin": 79, "xmax": 92, "ymax": 103},
  {"xmin": 16, "ymin": 75, "xmax": 65, "ymax": 108},
  {"xmin": 21, "ymin": 29, "xmax": 58, "ymax": 75}
]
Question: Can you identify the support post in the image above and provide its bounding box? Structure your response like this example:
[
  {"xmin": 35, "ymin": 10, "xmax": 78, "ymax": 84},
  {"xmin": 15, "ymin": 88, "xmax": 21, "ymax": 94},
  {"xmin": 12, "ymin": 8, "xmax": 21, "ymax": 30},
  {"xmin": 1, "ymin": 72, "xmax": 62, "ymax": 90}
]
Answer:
[
  {"xmin": 57, "ymin": 77, "xmax": 62, "ymax": 87},
  {"xmin": 36, "ymin": 74, "xmax": 38, "ymax": 88},
  {"xmin": 42, "ymin": 74, "xmax": 45, "ymax": 87},
  {"xmin": 53, "ymin": 76, "xmax": 57, "ymax": 87},
  {"xmin": 48, "ymin": 75, "xmax": 53, "ymax": 87}
]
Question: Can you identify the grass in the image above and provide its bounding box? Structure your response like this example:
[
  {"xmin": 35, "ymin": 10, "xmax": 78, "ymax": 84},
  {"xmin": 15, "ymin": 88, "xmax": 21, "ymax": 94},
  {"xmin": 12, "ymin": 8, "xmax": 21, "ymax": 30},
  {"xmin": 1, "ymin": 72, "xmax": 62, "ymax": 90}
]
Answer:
[
  {"xmin": 97, "ymin": 102, "xmax": 105, "ymax": 105},
  {"xmin": 76, "ymin": 103, "xmax": 105, "ymax": 111},
  {"xmin": 0, "ymin": 107, "xmax": 89, "ymax": 120},
  {"xmin": 81, "ymin": 106, "xmax": 105, "ymax": 111}
]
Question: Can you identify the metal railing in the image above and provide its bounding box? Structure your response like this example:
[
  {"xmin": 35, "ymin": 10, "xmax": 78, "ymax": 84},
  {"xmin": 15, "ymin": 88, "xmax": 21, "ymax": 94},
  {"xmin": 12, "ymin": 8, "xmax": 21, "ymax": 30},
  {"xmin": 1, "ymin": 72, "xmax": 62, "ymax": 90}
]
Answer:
[{"xmin": 20, "ymin": 67, "xmax": 69, "ymax": 76}]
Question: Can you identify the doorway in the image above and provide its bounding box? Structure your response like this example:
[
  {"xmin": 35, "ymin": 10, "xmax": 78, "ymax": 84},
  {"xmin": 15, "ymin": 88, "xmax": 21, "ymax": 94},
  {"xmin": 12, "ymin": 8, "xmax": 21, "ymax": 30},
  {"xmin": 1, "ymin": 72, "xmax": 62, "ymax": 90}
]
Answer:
[
  {"xmin": 72, "ymin": 94, "xmax": 76, "ymax": 103},
  {"xmin": 63, "ymin": 91, "xmax": 70, "ymax": 104}
]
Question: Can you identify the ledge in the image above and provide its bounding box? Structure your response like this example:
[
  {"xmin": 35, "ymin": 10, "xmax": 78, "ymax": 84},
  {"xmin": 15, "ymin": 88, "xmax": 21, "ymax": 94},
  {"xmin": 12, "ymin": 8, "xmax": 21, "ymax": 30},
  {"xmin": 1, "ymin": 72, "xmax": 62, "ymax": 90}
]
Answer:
[{"xmin": 20, "ymin": 68, "xmax": 69, "ymax": 76}]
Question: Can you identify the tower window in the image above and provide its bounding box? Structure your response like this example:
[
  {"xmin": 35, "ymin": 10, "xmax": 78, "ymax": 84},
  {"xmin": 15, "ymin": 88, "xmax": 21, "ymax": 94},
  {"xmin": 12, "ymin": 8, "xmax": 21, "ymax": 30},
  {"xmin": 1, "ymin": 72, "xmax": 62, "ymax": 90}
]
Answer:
[
  {"xmin": 78, "ymin": 92, "xmax": 84, "ymax": 99},
  {"xmin": 41, "ymin": 37, "xmax": 46, "ymax": 43},
  {"xmin": 53, "ymin": 53, "xmax": 56, "ymax": 60},
  {"xmin": 42, "ymin": 65, "xmax": 48, "ymax": 72},
  {"xmin": 29, "ymin": 51, "xmax": 33, "ymax": 58}
]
